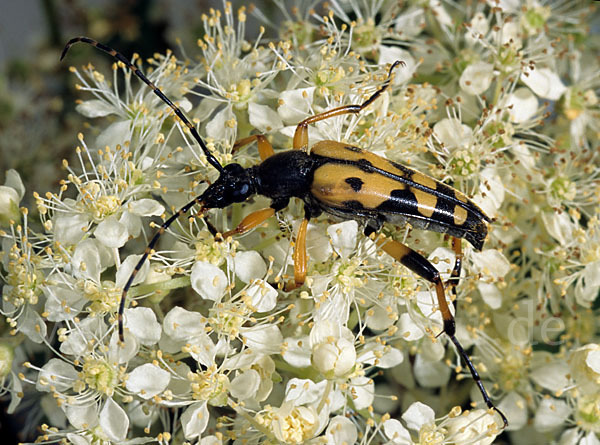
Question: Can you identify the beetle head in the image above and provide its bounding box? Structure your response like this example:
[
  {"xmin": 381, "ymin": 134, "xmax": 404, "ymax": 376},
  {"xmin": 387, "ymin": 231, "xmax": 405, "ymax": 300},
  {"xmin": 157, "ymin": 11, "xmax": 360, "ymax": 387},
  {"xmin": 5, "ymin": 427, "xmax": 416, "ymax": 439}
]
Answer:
[{"xmin": 201, "ymin": 163, "xmax": 256, "ymax": 208}]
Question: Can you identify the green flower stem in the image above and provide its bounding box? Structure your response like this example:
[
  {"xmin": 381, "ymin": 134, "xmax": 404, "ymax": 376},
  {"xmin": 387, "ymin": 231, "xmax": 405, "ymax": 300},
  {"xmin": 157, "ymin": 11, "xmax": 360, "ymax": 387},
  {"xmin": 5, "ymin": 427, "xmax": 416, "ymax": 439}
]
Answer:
[{"xmin": 128, "ymin": 276, "xmax": 191, "ymax": 298}]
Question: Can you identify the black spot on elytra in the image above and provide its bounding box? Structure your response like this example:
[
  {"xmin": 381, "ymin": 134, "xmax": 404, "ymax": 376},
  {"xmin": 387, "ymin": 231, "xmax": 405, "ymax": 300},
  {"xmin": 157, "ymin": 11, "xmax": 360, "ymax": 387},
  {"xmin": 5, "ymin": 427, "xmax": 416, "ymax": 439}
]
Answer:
[
  {"xmin": 344, "ymin": 145, "xmax": 362, "ymax": 153},
  {"xmin": 341, "ymin": 200, "xmax": 365, "ymax": 211},
  {"xmin": 345, "ymin": 177, "xmax": 364, "ymax": 192}
]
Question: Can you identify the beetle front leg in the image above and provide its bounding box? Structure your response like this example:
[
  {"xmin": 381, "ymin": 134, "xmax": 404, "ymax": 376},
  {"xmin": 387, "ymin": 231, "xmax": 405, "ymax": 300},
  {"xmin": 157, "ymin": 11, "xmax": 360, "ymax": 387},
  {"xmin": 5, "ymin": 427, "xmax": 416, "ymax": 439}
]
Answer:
[
  {"xmin": 376, "ymin": 234, "xmax": 508, "ymax": 427},
  {"xmin": 222, "ymin": 207, "xmax": 276, "ymax": 238}
]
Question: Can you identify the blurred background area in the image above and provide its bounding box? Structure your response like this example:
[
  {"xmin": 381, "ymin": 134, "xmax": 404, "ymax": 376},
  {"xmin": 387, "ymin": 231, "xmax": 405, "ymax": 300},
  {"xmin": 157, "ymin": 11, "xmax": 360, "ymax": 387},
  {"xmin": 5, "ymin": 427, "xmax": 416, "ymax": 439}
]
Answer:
[{"xmin": 0, "ymin": 0, "xmax": 274, "ymax": 206}]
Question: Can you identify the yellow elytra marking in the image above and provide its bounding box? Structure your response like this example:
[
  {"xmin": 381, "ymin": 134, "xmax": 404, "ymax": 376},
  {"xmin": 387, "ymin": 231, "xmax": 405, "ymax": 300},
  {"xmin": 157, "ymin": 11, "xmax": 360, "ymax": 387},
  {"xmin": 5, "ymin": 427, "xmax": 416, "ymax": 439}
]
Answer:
[
  {"xmin": 453, "ymin": 205, "xmax": 468, "ymax": 225},
  {"xmin": 312, "ymin": 141, "xmax": 447, "ymax": 193},
  {"xmin": 410, "ymin": 171, "xmax": 437, "ymax": 190},
  {"xmin": 311, "ymin": 164, "xmax": 405, "ymax": 209},
  {"xmin": 410, "ymin": 187, "xmax": 436, "ymax": 218},
  {"xmin": 312, "ymin": 141, "xmax": 408, "ymax": 177}
]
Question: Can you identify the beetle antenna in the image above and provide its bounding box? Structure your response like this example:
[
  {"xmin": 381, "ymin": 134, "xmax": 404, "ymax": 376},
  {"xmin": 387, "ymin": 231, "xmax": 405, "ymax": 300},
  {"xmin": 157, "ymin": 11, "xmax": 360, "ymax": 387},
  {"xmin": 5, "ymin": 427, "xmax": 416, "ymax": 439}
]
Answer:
[
  {"xmin": 117, "ymin": 196, "xmax": 207, "ymax": 342},
  {"xmin": 360, "ymin": 60, "xmax": 406, "ymax": 109},
  {"xmin": 61, "ymin": 36, "xmax": 225, "ymax": 175}
]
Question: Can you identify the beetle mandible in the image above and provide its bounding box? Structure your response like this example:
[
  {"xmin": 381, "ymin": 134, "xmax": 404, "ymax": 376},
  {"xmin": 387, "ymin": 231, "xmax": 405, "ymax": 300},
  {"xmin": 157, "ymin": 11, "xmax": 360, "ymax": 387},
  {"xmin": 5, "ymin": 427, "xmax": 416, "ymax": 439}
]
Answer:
[{"xmin": 61, "ymin": 36, "xmax": 507, "ymax": 427}]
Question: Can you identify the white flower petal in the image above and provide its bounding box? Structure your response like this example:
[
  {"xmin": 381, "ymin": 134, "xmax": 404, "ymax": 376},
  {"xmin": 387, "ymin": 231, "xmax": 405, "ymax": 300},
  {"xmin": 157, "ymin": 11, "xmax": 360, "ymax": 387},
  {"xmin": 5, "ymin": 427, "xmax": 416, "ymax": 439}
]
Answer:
[
  {"xmin": 115, "ymin": 254, "xmax": 150, "ymax": 289},
  {"xmin": 95, "ymin": 216, "xmax": 129, "ymax": 248},
  {"xmin": 521, "ymin": 67, "xmax": 566, "ymax": 101},
  {"xmin": 350, "ymin": 376, "xmax": 374, "ymax": 410},
  {"xmin": 190, "ymin": 261, "xmax": 227, "ymax": 301},
  {"xmin": 76, "ymin": 99, "xmax": 116, "ymax": 117},
  {"xmin": 188, "ymin": 333, "xmax": 217, "ymax": 367},
  {"xmin": 497, "ymin": 392, "xmax": 528, "ymax": 431},
  {"xmin": 247, "ymin": 280, "xmax": 277, "ymax": 312},
  {"xmin": 278, "ymin": 87, "xmax": 315, "ymax": 124},
  {"xmin": 446, "ymin": 409, "xmax": 498, "ymax": 445},
  {"xmin": 326, "ymin": 416, "xmax": 358, "ymax": 445},
  {"xmin": 54, "ymin": 213, "xmax": 89, "ymax": 245},
  {"xmin": 327, "ymin": 220, "xmax": 358, "ymax": 259},
  {"xmin": 470, "ymin": 249, "xmax": 511, "ymax": 279},
  {"xmin": 233, "ymin": 251, "xmax": 267, "ymax": 283},
  {"xmin": 36, "ymin": 358, "xmax": 77, "ymax": 393},
  {"xmin": 128, "ymin": 199, "xmax": 164, "ymax": 217},
  {"xmin": 0, "ymin": 185, "xmax": 20, "ymax": 224},
  {"xmin": 96, "ymin": 120, "xmax": 131, "ymax": 150},
  {"xmin": 99, "ymin": 397, "xmax": 129, "ymax": 442},
  {"xmin": 505, "ymin": 87, "xmax": 538, "ymax": 123},
  {"xmin": 240, "ymin": 324, "xmax": 283, "ymax": 355},
  {"xmin": 285, "ymin": 378, "xmax": 327, "ymax": 405},
  {"xmin": 282, "ymin": 336, "xmax": 312, "ymax": 368},
  {"xmin": 126, "ymin": 363, "xmax": 171, "ymax": 400},
  {"xmin": 66, "ymin": 434, "xmax": 91, "ymax": 445},
  {"xmin": 379, "ymin": 46, "xmax": 417, "ymax": 84},
  {"xmin": 230, "ymin": 369, "xmax": 261, "ymax": 400},
  {"xmin": 433, "ymin": 118, "xmax": 472, "ymax": 149},
  {"xmin": 358, "ymin": 344, "xmax": 404, "ymax": 369},
  {"xmin": 460, "ymin": 62, "xmax": 494, "ymax": 95},
  {"xmin": 66, "ymin": 403, "xmax": 99, "ymax": 429},
  {"xmin": 163, "ymin": 306, "xmax": 205, "ymax": 340},
  {"xmin": 181, "ymin": 401, "xmax": 209, "ymax": 440},
  {"xmin": 72, "ymin": 239, "xmax": 102, "ymax": 281},
  {"xmin": 43, "ymin": 284, "xmax": 86, "ymax": 322},
  {"xmin": 533, "ymin": 397, "xmax": 571, "ymax": 432},
  {"xmin": 383, "ymin": 418, "xmax": 412, "ymax": 444},
  {"xmin": 477, "ymin": 282, "xmax": 503, "ymax": 309},
  {"xmin": 530, "ymin": 360, "xmax": 570, "ymax": 393},
  {"xmin": 19, "ymin": 307, "xmax": 47, "ymax": 343},
  {"xmin": 398, "ymin": 313, "xmax": 425, "ymax": 341},
  {"xmin": 402, "ymin": 401, "xmax": 435, "ymax": 431},
  {"xmin": 413, "ymin": 353, "xmax": 451, "ymax": 388},
  {"xmin": 124, "ymin": 307, "xmax": 161, "ymax": 346},
  {"xmin": 206, "ymin": 105, "xmax": 235, "ymax": 140},
  {"xmin": 586, "ymin": 349, "xmax": 600, "ymax": 373},
  {"xmin": 248, "ymin": 102, "xmax": 283, "ymax": 133},
  {"xmin": 428, "ymin": 247, "xmax": 455, "ymax": 281},
  {"xmin": 4, "ymin": 169, "xmax": 25, "ymax": 200}
]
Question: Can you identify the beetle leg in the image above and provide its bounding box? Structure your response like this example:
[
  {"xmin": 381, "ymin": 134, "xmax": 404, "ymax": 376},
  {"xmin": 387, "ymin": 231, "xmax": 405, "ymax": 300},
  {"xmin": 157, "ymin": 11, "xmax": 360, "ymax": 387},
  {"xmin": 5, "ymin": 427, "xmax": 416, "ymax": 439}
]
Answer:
[
  {"xmin": 222, "ymin": 208, "xmax": 276, "ymax": 238},
  {"xmin": 293, "ymin": 61, "xmax": 404, "ymax": 150},
  {"xmin": 376, "ymin": 234, "xmax": 508, "ymax": 427},
  {"xmin": 233, "ymin": 134, "xmax": 274, "ymax": 161},
  {"xmin": 284, "ymin": 217, "xmax": 310, "ymax": 291},
  {"xmin": 449, "ymin": 237, "xmax": 463, "ymax": 302}
]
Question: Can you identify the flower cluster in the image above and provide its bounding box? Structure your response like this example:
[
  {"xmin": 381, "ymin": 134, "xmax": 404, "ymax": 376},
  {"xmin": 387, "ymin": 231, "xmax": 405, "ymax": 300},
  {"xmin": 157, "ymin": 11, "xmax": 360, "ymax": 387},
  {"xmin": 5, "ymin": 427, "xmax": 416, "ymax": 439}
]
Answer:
[{"xmin": 1, "ymin": 1, "xmax": 599, "ymax": 443}]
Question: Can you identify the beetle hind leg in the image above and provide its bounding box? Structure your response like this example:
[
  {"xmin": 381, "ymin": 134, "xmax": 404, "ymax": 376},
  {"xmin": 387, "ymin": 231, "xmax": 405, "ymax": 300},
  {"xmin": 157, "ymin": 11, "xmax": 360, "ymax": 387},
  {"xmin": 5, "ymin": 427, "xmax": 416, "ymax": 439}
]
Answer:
[
  {"xmin": 376, "ymin": 234, "xmax": 508, "ymax": 428},
  {"xmin": 447, "ymin": 236, "xmax": 463, "ymax": 307}
]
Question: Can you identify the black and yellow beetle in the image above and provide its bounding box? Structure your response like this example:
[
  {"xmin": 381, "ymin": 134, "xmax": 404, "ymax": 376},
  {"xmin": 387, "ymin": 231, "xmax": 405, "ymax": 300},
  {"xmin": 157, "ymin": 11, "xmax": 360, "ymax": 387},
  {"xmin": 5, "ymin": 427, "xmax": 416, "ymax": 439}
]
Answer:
[{"xmin": 61, "ymin": 37, "xmax": 507, "ymax": 427}]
